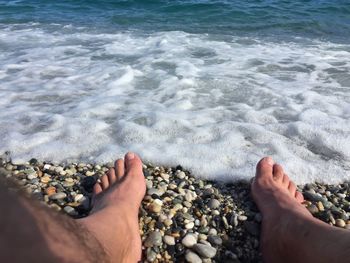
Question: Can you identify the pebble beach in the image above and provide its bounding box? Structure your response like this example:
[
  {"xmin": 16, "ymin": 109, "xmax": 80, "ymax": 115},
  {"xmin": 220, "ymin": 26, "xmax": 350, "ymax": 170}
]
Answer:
[{"xmin": 2, "ymin": 153, "xmax": 350, "ymax": 263}]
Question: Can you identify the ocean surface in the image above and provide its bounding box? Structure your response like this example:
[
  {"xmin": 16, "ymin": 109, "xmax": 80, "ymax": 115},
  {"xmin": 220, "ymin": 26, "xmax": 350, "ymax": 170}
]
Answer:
[{"xmin": 0, "ymin": 0, "xmax": 349, "ymax": 183}]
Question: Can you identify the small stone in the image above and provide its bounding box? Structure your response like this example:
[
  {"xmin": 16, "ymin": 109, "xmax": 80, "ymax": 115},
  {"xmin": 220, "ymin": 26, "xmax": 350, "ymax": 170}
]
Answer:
[
  {"xmin": 49, "ymin": 192, "xmax": 67, "ymax": 200},
  {"xmin": 336, "ymin": 219, "xmax": 346, "ymax": 228},
  {"xmin": 148, "ymin": 199, "xmax": 163, "ymax": 213},
  {"xmin": 212, "ymin": 210, "xmax": 220, "ymax": 215},
  {"xmin": 49, "ymin": 203, "xmax": 62, "ymax": 211},
  {"xmin": 185, "ymin": 250, "xmax": 202, "ymax": 263},
  {"xmin": 63, "ymin": 206, "xmax": 78, "ymax": 216},
  {"xmin": 193, "ymin": 243, "xmax": 217, "ymax": 258},
  {"xmin": 303, "ymin": 191, "xmax": 326, "ymax": 202},
  {"xmin": 317, "ymin": 201, "xmax": 325, "ymax": 212},
  {"xmin": 208, "ymin": 199, "xmax": 220, "ymax": 209},
  {"xmin": 337, "ymin": 193, "xmax": 346, "ymax": 199},
  {"xmin": 182, "ymin": 233, "xmax": 197, "ymax": 248},
  {"xmin": 44, "ymin": 186, "xmax": 56, "ymax": 196},
  {"xmin": 146, "ymin": 249, "xmax": 157, "ymax": 262},
  {"xmin": 43, "ymin": 164, "xmax": 51, "ymax": 170},
  {"xmin": 163, "ymin": 235, "xmax": 176, "ymax": 246},
  {"xmin": 198, "ymin": 234, "xmax": 207, "ymax": 241},
  {"xmin": 185, "ymin": 192, "xmax": 194, "ymax": 202},
  {"xmin": 27, "ymin": 173, "xmax": 38, "ymax": 180},
  {"xmin": 201, "ymin": 216, "xmax": 208, "ymax": 227},
  {"xmin": 40, "ymin": 176, "xmax": 51, "ymax": 184},
  {"xmin": 238, "ymin": 215, "xmax": 247, "ymax": 221},
  {"xmin": 5, "ymin": 164, "xmax": 13, "ymax": 171},
  {"xmin": 185, "ymin": 222, "xmax": 195, "ymax": 229},
  {"xmin": 183, "ymin": 201, "xmax": 192, "ymax": 208},
  {"xmin": 307, "ymin": 204, "xmax": 319, "ymax": 214},
  {"xmin": 74, "ymin": 194, "xmax": 85, "ymax": 203},
  {"xmin": 207, "ymin": 235, "xmax": 222, "ymax": 246},
  {"xmin": 164, "ymin": 219, "xmax": 173, "ymax": 227},
  {"xmin": 160, "ymin": 173, "xmax": 170, "ymax": 181},
  {"xmin": 208, "ymin": 228, "xmax": 217, "ymax": 236},
  {"xmin": 29, "ymin": 158, "xmax": 38, "ymax": 165},
  {"xmin": 146, "ymin": 180, "xmax": 153, "ymax": 189},
  {"xmin": 63, "ymin": 181, "xmax": 75, "ymax": 187},
  {"xmin": 144, "ymin": 231, "xmax": 163, "ymax": 247},
  {"xmin": 85, "ymin": 171, "xmax": 95, "ymax": 176},
  {"xmin": 177, "ymin": 171, "xmax": 186, "ymax": 179}
]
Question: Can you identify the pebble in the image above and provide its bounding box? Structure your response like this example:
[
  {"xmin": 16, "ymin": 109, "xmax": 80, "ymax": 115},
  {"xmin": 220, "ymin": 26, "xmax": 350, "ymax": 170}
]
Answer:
[
  {"xmin": 177, "ymin": 171, "xmax": 186, "ymax": 179},
  {"xmin": 207, "ymin": 235, "xmax": 223, "ymax": 246},
  {"xmin": 182, "ymin": 233, "xmax": 197, "ymax": 248},
  {"xmin": 185, "ymin": 250, "xmax": 203, "ymax": 263},
  {"xmin": 185, "ymin": 222, "xmax": 195, "ymax": 229},
  {"xmin": 27, "ymin": 173, "xmax": 37, "ymax": 180},
  {"xmin": 49, "ymin": 192, "xmax": 67, "ymax": 200},
  {"xmin": 146, "ymin": 249, "xmax": 157, "ymax": 262},
  {"xmin": 163, "ymin": 235, "xmax": 176, "ymax": 246},
  {"xmin": 336, "ymin": 219, "xmax": 346, "ymax": 228},
  {"xmin": 317, "ymin": 201, "xmax": 325, "ymax": 212},
  {"xmin": 44, "ymin": 186, "xmax": 56, "ymax": 196},
  {"xmin": 238, "ymin": 215, "xmax": 247, "ymax": 221},
  {"xmin": 208, "ymin": 199, "xmax": 220, "ymax": 209},
  {"xmin": 6, "ymin": 157, "xmax": 350, "ymax": 263},
  {"xmin": 307, "ymin": 204, "xmax": 319, "ymax": 214},
  {"xmin": 148, "ymin": 199, "xmax": 163, "ymax": 213},
  {"xmin": 43, "ymin": 164, "xmax": 51, "ymax": 170},
  {"xmin": 74, "ymin": 194, "xmax": 85, "ymax": 203},
  {"xmin": 208, "ymin": 228, "xmax": 217, "ymax": 236},
  {"xmin": 40, "ymin": 176, "xmax": 51, "ymax": 183},
  {"xmin": 144, "ymin": 231, "xmax": 163, "ymax": 247},
  {"xmin": 193, "ymin": 243, "xmax": 217, "ymax": 259},
  {"xmin": 85, "ymin": 171, "xmax": 95, "ymax": 176},
  {"xmin": 63, "ymin": 206, "xmax": 77, "ymax": 216}
]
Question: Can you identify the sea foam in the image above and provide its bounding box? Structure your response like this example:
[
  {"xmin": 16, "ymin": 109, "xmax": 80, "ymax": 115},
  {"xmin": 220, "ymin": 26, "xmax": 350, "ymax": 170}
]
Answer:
[{"xmin": 0, "ymin": 25, "xmax": 349, "ymax": 184}]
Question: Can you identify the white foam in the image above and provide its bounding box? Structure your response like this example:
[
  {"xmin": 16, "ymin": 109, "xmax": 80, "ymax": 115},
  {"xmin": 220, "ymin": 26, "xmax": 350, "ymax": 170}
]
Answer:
[{"xmin": 0, "ymin": 25, "xmax": 350, "ymax": 184}]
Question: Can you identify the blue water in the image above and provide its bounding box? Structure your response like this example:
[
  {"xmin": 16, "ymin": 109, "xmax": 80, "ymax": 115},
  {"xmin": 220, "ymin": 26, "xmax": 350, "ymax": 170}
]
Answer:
[
  {"xmin": 1, "ymin": 0, "xmax": 350, "ymax": 42},
  {"xmin": 0, "ymin": 0, "xmax": 350, "ymax": 183}
]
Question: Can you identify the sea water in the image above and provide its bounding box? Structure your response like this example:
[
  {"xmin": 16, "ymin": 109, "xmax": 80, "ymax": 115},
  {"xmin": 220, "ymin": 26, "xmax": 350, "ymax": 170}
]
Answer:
[{"xmin": 0, "ymin": 0, "xmax": 349, "ymax": 183}]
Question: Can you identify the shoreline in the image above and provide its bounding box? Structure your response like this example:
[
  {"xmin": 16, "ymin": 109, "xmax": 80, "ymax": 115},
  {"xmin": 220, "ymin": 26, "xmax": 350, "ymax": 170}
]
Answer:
[{"xmin": 1, "ymin": 158, "xmax": 350, "ymax": 262}]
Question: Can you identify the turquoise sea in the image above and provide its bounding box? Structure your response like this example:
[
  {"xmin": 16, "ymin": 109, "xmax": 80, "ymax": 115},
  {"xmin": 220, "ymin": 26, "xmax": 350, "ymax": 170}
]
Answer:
[{"xmin": 0, "ymin": 0, "xmax": 349, "ymax": 183}]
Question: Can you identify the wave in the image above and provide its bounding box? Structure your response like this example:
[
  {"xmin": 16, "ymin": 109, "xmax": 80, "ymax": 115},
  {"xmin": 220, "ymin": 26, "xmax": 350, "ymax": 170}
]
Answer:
[{"xmin": 0, "ymin": 26, "xmax": 349, "ymax": 183}]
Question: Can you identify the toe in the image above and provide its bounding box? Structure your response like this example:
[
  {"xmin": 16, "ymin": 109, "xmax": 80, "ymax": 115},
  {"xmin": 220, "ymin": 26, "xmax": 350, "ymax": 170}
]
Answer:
[
  {"xmin": 115, "ymin": 159, "xmax": 125, "ymax": 180},
  {"xmin": 288, "ymin": 181, "xmax": 297, "ymax": 196},
  {"xmin": 124, "ymin": 152, "xmax": 143, "ymax": 175},
  {"xmin": 255, "ymin": 157, "xmax": 274, "ymax": 180},
  {"xmin": 295, "ymin": 191, "xmax": 304, "ymax": 203},
  {"xmin": 123, "ymin": 152, "xmax": 145, "ymax": 188},
  {"xmin": 272, "ymin": 164, "xmax": 284, "ymax": 183},
  {"xmin": 93, "ymin": 183, "xmax": 103, "ymax": 195},
  {"xmin": 100, "ymin": 174, "xmax": 110, "ymax": 190},
  {"xmin": 282, "ymin": 173, "xmax": 290, "ymax": 188},
  {"xmin": 107, "ymin": 168, "xmax": 117, "ymax": 185}
]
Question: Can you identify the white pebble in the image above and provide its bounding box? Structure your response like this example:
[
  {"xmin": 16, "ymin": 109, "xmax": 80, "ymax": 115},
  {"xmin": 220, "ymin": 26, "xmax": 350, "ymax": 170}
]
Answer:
[{"xmin": 182, "ymin": 233, "xmax": 197, "ymax": 248}]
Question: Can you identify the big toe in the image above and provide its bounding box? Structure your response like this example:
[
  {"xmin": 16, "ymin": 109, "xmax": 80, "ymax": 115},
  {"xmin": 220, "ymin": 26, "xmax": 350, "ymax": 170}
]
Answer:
[
  {"xmin": 255, "ymin": 157, "xmax": 275, "ymax": 182},
  {"xmin": 121, "ymin": 152, "xmax": 146, "ymax": 199}
]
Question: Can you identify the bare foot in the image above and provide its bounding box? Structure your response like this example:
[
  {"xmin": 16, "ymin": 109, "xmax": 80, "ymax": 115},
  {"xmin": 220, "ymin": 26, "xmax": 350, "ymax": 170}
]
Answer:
[
  {"xmin": 251, "ymin": 157, "xmax": 312, "ymax": 263},
  {"xmin": 78, "ymin": 152, "xmax": 146, "ymax": 263}
]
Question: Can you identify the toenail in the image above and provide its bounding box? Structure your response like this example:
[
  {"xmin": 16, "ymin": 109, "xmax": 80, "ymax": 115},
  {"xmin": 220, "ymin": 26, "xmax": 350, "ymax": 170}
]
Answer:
[
  {"xmin": 126, "ymin": 152, "xmax": 135, "ymax": 160},
  {"xmin": 265, "ymin": 157, "xmax": 274, "ymax": 165}
]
